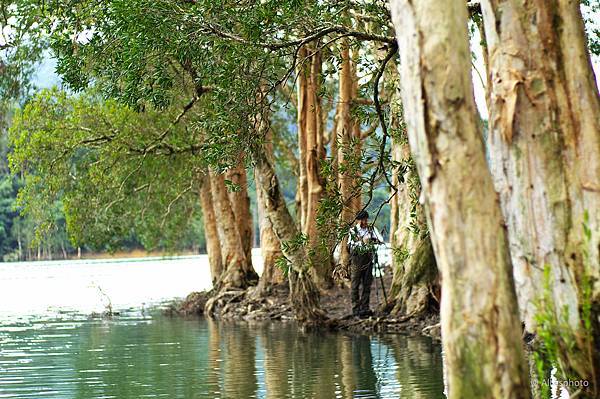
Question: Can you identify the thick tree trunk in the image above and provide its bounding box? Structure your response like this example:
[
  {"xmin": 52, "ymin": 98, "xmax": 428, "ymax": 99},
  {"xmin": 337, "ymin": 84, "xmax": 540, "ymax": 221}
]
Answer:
[
  {"xmin": 225, "ymin": 163, "xmax": 254, "ymax": 270},
  {"xmin": 199, "ymin": 173, "xmax": 223, "ymax": 285},
  {"xmin": 255, "ymin": 171, "xmax": 285, "ymax": 294},
  {"xmin": 388, "ymin": 67, "xmax": 439, "ymax": 318},
  {"xmin": 389, "ymin": 1, "xmax": 531, "ymax": 398},
  {"xmin": 480, "ymin": 1, "xmax": 600, "ymax": 394},
  {"xmin": 208, "ymin": 170, "xmax": 258, "ymax": 291},
  {"xmin": 253, "ymin": 149, "xmax": 324, "ymax": 324},
  {"xmin": 389, "ymin": 232, "xmax": 437, "ymax": 317}
]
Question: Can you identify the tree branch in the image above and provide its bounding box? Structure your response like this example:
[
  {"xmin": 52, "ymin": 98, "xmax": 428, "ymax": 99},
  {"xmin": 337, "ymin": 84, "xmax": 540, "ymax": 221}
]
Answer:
[{"xmin": 203, "ymin": 23, "xmax": 396, "ymax": 51}]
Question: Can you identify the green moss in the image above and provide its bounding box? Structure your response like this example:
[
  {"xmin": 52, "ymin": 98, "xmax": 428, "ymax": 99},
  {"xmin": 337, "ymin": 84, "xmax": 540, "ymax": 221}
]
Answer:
[{"xmin": 532, "ymin": 212, "xmax": 597, "ymax": 396}]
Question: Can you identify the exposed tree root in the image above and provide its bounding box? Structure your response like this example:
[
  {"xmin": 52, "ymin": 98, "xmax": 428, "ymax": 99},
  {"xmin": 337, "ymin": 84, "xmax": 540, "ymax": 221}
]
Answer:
[{"xmin": 172, "ymin": 271, "xmax": 441, "ymax": 336}]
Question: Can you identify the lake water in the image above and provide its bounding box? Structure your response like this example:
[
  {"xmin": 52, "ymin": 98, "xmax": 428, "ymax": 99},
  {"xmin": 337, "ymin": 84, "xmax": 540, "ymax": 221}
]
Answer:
[{"xmin": 0, "ymin": 254, "xmax": 446, "ymax": 399}]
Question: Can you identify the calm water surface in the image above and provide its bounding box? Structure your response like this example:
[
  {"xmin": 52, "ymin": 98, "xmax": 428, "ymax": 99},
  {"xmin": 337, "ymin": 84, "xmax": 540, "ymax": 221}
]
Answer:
[{"xmin": 0, "ymin": 256, "xmax": 444, "ymax": 399}]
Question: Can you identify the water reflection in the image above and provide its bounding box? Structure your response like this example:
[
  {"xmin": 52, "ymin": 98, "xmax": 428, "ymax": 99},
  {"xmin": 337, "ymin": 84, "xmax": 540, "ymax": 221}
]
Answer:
[{"xmin": 0, "ymin": 313, "xmax": 445, "ymax": 398}]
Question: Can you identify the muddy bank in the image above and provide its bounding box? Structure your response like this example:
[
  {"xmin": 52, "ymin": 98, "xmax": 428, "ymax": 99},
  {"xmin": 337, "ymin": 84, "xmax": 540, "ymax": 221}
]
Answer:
[{"xmin": 169, "ymin": 271, "xmax": 441, "ymax": 339}]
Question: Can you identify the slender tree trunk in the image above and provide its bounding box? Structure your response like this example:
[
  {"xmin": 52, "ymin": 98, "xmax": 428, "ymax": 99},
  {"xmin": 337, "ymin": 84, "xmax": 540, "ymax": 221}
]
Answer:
[
  {"xmin": 199, "ymin": 173, "xmax": 223, "ymax": 285},
  {"xmin": 225, "ymin": 162, "xmax": 254, "ymax": 270},
  {"xmin": 480, "ymin": 1, "xmax": 600, "ymax": 394},
  {"xmin": 389, "ymin": 1, "xmax": 531, "ymax": 398},
  {"xmin": 297, "ymin": 46, "xmax": 310, "ymax": 232},
  {"xmin": 208, "ymin": 170, "xmax": 257, "ymax": 290},
  {"xmin": 297, "ymin": 44, "xmax": 332, "ymax": 288},
  {"xmin": 336, "ymin": 39, "xmax": 362, "ymax": 271},
  {"xmin": 253, "ymin": 149, "xmax": 324, "ymax": 324},
  {"xmin": 17, "ymin": 231, "xmax": 22, "ymax": 261}
]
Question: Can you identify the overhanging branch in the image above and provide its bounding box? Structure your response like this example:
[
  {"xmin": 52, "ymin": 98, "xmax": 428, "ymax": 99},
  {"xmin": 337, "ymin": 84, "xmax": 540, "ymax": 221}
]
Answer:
[{"xmin": 203, "ymin": 23, "xmax": 396, "ymax": 50}]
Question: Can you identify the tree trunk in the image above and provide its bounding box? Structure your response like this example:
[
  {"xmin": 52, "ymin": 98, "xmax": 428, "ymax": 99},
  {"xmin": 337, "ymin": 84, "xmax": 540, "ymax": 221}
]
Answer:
[
  {"xmin": 480, "ymin": 1, "xmax": 600, "ymax": 394},
  {"xmin": 250, "ymin": 109, "xmax": 285, "ymax": 295},
  {"xmin": 208, "ymin": 170, "xmax": 258, "ymax": 291},
  {"xmin": 199, "ymin": 172, "xmax": 223, "ymax": 285},
  {"xmin": 336, "ymin": 39, "xmax": 362, "ymax": 272},
  {"xmin": 389, "ymin": 1, "xmax": 531, "ymax": 398},
  {"xmin": 297, "ymin": 45, "xmax": 332, "ymax": 288},
  {"xmin": 253, "ymin": 149, "xmax": 324, "ymax": 324},
  {"xmin": 255, "ymin": 169, "xmax": 285, "ymax": 294},
  {"xmin": 388, "ymin": 65, "xmax": 439, "ymax": 318},
  {"xmin": 297, "ymin": 46, "xmax": 310, "ymax": 233},
  {"xmin": 225, "ymin": 163, "xmax": 254, "ymax": 270}
]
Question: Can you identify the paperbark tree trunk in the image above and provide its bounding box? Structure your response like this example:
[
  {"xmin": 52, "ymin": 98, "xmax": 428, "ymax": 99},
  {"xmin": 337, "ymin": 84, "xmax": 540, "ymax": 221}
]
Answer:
[
  {"xmin": 389, "ymin": 1, "xmax": 531, "ymax": 398},
  {"xmin": 297, "ymin": 46, "xmax": 311, "ymax": 233},
  {"xmin": 253, "ymin": 149, "xmax": 324, "ymax": 324},
  {"xmin": 199, "ymin": 173, "xmax": 223, "ymax": 285},
  {"xmin": 388, "ymin": 66, "xmax": 439, "ymax": 318},
  {"xmin": 336, "ymin": 39, "xmax": 362, "ymax": 271},
  {"xmin": 297, "ymin": 44, "xmax": 332, "ymax": 288},
  {"xmin": 255, "ymin": 170, "xmax": 285, "ymax": 294},
  {"xmin": 480, "ymin": 1, "xmax": 600, "ymax": 393},
  {"xmin": 208, "ymin": 170, "xmax": 258, "ymax": 290},
  {"xmin": 225, "ymin": 163, "xmax": 254, "ymax": 270}
]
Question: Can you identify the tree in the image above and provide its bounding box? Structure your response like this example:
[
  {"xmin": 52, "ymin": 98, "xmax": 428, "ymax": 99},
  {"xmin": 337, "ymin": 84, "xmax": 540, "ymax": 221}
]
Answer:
[
  {"xmin": 388, "ymin": 64, "xmax": 438, "ymax": 319},
  {"xmin": 478, "ymin": 0, "xmax": 600, "ymax": 394},
  {"xmin": 207, "ymin": 169, "xmax": 258, "ymax": 292},
  {"xmin": 7, "ymin": 0, "xmax": 427, "ymax": 325},
  {"xmin": 9, "ymin": 89, "xmax": 205, "ymax": 254},
  {"xmin": 389, "ymin": 0, "xmax": 531, "ymax": 397},
  {"xmin": 199, "ymin": 172, "xmax": 223, "ymax": 284},
  {"xmin": 334, "ymin": 38, "xmax": 363, "ymax": 273}
]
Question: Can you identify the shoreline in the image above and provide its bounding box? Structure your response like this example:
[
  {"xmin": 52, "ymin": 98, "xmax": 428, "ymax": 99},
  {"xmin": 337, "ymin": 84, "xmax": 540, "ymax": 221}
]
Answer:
[{"xmin": 171, "ymin": 275, "xmax": 442, "ymax": 339}]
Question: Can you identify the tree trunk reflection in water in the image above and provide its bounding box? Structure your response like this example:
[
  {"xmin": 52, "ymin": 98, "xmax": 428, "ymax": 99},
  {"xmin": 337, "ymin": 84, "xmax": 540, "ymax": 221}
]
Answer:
[
  {"xmin": 206, "ymin": 318, "xmax": 222, "ymax": 396},
  {"xmin": 259, "ymin": 324, "xmax": 291, "ymax": 398},
  {"xmin": 338, "ymin": 334, "xmax": 378, "ymax": 398},
  {"xmin": 221, "ymin": 322, "xmax": 258, "ymax": 398},
  {"xmin": 0, "ymin": 312, "xmax": 450, "ymax": 398},
  {"xmin": 382, "ymin": 334, "xmax": 445, "ymax": 398}
]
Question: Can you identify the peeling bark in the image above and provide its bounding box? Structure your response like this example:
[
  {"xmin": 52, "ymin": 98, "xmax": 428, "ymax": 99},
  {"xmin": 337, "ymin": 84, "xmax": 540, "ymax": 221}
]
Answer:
[
  {"xmin": 255, "ymin": 168, "xmax": 285, "ymax": 294},
  {"xmin": 253, "ymin": 149, "xmax": 324, "ymax": 324},
  {"xmin": 297, "ymin": 44, "xmax": 332, "ymax": 288},
  {"xmin": 480, "ymin": 1, "xmax": 600, "ymax": 392},
  {"xmin": 388, "ymin": 66, "xmax": 439, "ymax": 318},
  {"xmin": 199, "ymin": 172, "xmax": 223, "ymax": 285},
  {"xmin": 209, "ymin": 170, "xmax": 258, "ymax": 291},
  {"xmin": 336, "ymin": 39, "xmax": 363, "ymax": 271},
  {"xmin": 390, "ymin": 0, "xmax": 531, "ymax": 397},
  {"xmin": 225, "ymin": 162, "xmax": 254, "ymax": 270}
]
